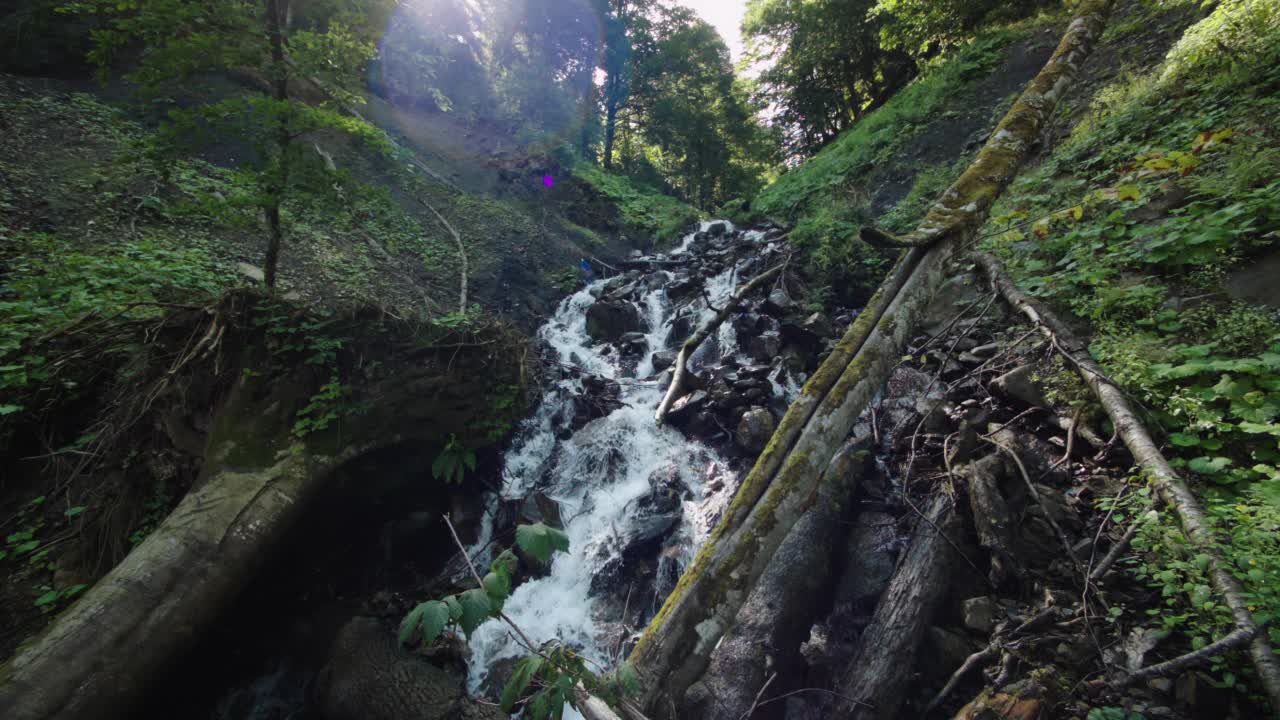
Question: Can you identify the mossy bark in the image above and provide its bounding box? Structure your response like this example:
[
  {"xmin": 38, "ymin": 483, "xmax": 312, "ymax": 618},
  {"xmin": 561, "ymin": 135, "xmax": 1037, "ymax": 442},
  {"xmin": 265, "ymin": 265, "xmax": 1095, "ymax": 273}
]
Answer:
[{"xmin": 627, "ymin": 2, "xmax": 1114, "ymax": 713}]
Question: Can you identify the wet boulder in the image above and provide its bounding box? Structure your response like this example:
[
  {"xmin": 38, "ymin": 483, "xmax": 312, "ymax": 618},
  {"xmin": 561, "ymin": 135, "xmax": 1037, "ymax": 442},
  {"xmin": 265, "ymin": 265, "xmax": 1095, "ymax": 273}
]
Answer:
[
  {"xmin": 706, "ymin": 221, "xmax": 728, "ymax": 237},
  {"xmin": 586, "ymin": 300, "xmax": 642, "ymax": 343},
  {"xmin": 666, "ymin": 313, "xmax": 696, "ymax": 348},
  {"xmin": 618, "ymin": 331, "xmax": 649, "ymax": 356},
  {"xmin": 650, "ymin": 350, "xmax": 677, "ymax": 372},
  {"xmin": 731, "ymin": 312, "xmax": 763, "ymax": 337},
  {"xmin": 747, "ymin": 331, "xmax": 781, "ymax": 363},
  {"xmin": 763, "ymin": 288, "xmax": 793, "ymax": 315},
  {"xmin": 779, "ymin": 316, "xmax": 822, "ymax": 354},
  {"xmin": 664, "ymin": 390, "xmax": 708, "ymax": 427},
  {"xmin": 318, "ymin": 618, "xmax": 505, "ymax": 720},
  {"xmin": 568, "ymin": 375, "xmax": 622, "ymax": 431},
  {"xmin": 736, "ymin": 407, "xmax": 776, "ymax": 453}
]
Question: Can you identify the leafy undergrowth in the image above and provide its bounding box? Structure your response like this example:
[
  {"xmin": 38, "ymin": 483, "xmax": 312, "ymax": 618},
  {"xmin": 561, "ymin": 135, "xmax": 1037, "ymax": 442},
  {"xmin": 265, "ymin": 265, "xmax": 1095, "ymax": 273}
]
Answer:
[
  {"xmin": 573, "ymin": 163, "xmax": 700, "ymax": 246},
  {"xmin": 980, "ymin": 0, "xmax": 1280, "ymax": 698}
]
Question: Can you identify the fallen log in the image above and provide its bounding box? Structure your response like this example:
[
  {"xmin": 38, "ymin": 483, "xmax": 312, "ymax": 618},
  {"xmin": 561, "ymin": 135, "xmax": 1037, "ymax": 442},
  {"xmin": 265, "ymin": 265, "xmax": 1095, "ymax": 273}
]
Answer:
[
  {"xmin": 627, "ymin": 2, "xmax": 1115, "ymax": 712},
  {"xmin": 655, "ymin": 261, "xmax": 787, "ymax": 424},
  {"xmin": 0, "ymin": 309, "xmax": 525, "ymax": 720},
  {"xmin": 975, "ymin": 251, "xmax": 1280, "ymax": 713},
  {"xmin": 833, "ymin": 491, "xmax": 960, "ymax": 718},
  {"xmin": 680, "ymin": 441, "xmax": 866, "ymax": 720}
]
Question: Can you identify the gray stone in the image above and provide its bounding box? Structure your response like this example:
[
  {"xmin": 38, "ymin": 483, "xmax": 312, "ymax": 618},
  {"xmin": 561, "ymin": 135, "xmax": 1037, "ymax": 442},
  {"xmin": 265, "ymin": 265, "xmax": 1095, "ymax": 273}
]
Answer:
[
  {"xmin": 586, "ymin": 300, "xmax": 642, "ymax": 343},
  {"xmin": 650, "ymin": 350, "xmax": 677, "ymax": 372},
  {"xmin": 962, "ymin": 596, "xmax": 1000, "ymax": 634},
  {"xmin": 736, "ymin": 407, "xmax": 776, "ymax": 453},
  {"xmin": 236, "ymin": 262, "xmax": 265, "ymax": 283},
  {"xmin": 991, "ymin": 365, "xmax": 1048, "ymax": 408},
  {"xmin": 747, "ymin": 331, "xmax": 781, "ymax": 362},
  {"xmin": 763, "ymin": 288, "xmax": 793, "ymax": 315},
  {"xmin": 706, "ymin": 221, "xmax": 728, "ymax": 237}
]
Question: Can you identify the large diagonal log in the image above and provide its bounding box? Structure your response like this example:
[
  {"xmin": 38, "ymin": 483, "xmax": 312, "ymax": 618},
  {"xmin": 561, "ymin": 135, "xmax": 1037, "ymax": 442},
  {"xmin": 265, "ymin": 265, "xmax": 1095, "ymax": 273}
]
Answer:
[
  {"xmin": 975, "ymin": 252, "xmax": 1280, "ymax": 714},
  {"xmin": 626, "ymin": 2, "xmax": 1114, "ymax": 713}
]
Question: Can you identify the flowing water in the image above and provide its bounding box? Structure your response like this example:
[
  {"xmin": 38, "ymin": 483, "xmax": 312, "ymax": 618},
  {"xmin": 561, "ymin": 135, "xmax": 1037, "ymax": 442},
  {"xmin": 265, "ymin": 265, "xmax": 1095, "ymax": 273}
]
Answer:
[{"xmin": 464, "ymin": 222, "xmax": 747, "ymax": 714}]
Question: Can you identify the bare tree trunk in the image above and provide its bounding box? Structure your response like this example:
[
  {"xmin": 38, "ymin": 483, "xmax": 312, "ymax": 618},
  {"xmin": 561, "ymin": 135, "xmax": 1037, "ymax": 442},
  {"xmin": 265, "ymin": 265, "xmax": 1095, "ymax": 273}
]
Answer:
[
  {"xmin": 627, "ymin": 2, "xmax": 1114, "ymax": 712},
  {"xmin": 0, "ymin": 368, "xmax": 328, "ymax": 720},
  {"xmin": 975, "ymin": 252, "xmax": 1280, "ymax": 714},
  {"xmin": 417, "ymin": 199, "xmax": 469, "ymax": 316},
  {"xmin": 603, "ymin": 102, "xmax": 619, "ymax": 170},
  {"xmin": 834, "ymin": 491, "xmax": 958, "ymax": 719},
  {"xmin": 263, "ymin": 0, "xmax": 291, "ymax": 289}
]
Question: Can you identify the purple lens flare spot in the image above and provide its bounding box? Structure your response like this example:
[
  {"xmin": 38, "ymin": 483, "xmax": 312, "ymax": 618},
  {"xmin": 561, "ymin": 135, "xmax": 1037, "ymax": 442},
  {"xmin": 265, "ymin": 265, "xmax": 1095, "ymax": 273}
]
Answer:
[{"xmin": 543, "ymin": 174, "xmax": 555, "ymax": 188}]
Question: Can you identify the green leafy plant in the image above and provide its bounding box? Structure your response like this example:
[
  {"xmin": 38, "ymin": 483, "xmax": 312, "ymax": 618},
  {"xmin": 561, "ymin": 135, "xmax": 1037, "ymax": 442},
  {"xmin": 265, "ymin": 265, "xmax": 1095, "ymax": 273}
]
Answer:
[
  {"xmin": 431, "ymin": 434, "xmax": 478, "ymax": 485},
  {"xmin": 398, "ymin": 522, "xmax": 637, "ymax": 719}
]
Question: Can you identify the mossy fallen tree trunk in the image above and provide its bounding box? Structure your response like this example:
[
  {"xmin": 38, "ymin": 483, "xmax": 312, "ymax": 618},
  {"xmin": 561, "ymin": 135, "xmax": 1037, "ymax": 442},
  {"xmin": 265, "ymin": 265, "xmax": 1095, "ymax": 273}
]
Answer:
[
  {"xmin": 626, "ymin": 2, "xmax": 1114, "ymax": 714},
  {"xmin": 0, "ymin": 301, "xmax": 526, "ymax": 720},
  {"xmin": 680, "ymin": 441, "xmax": 867, "ymax": 720},
  {"xmin": 975, "ymin": 252, "xmax": 1280, "ymax": 715}
]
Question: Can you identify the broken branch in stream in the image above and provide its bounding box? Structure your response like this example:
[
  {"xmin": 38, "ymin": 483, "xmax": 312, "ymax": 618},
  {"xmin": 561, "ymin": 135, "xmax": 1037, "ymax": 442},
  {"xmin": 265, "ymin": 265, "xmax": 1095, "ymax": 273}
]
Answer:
[
  {"xmin": 654, "ymin": 259, "xmax": 788, "ymax": 424},
  {"xmin": 976, "ymin": 251, "xmax": 1280, "ymax": 714}
]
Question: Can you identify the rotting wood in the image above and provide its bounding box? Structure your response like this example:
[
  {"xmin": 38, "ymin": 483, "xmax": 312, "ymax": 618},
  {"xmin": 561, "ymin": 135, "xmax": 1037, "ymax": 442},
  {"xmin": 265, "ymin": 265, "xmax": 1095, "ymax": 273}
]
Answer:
[
  {"xmin": 975, "ymin": 251, "xmax": 1280, "ymax": 714},
  {"xmin": 627, "ymin": 2, "xmax": 1115, "ymax": 713},
  {"xmin": 655, "ymin": 261, "xmax": 787, "ymax": 424}
]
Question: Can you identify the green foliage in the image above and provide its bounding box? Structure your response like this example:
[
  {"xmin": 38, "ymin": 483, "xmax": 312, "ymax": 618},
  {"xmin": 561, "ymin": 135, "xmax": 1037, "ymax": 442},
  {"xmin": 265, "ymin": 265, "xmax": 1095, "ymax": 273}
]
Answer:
[
  {"xmin": 0, "ymin": 231, "xmax": 228, "ymax": 422},
  {"xmin": 870, "ymin": 0, "xmax": 1054, "ymax": 58},
  {"xmin": 63, "ymin": 0, "xmax": 382, "ymax": 287},
  {"xmin": 754, "ymin": 26, "xmax": 1020, "ymax": 220},
  {"xmin": 787, "ymin": 192, "xmax": 888, "ymax": 308},
  {"xmin": 1102, "ymin": 482, "xmax": 1280, "ymax": 689},
  {"xmin": 574, "ymin": 163, "xmax": 698, "ymax": 242},
  {"xmin": 983, "ymin": 6, "xmax": 1280, "ymax": 692},
  {"xmin": 515, "ymin": 522, "xmax": 571, "ymax": 564},
  {"xmin": 431, "ymin": 434, "xmax": 478, "ymax": 485}
]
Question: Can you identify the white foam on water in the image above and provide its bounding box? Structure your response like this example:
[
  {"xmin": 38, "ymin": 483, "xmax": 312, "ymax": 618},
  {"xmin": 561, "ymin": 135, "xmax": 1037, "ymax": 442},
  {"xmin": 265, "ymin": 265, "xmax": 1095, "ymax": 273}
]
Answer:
[{"xmin": 464, "ymin": 226, "xmax": 745, "ymax": 715}]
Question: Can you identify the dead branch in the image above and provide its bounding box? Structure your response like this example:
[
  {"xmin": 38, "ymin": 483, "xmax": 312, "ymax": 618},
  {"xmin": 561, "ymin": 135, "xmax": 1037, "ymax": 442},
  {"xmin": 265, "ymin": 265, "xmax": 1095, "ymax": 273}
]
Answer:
[
  {"xmin": 976, "ymin": 251, "xmax": 1280, "ymax": 712},
  {"xmin": 655, "ymin": 260, "xmax": 787, "ymax": 424}
]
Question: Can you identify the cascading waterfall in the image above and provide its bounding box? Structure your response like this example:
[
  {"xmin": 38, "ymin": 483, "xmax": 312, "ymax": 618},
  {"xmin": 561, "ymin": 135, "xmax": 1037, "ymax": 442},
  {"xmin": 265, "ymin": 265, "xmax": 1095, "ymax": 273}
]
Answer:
[{"xmin": 464, "ymin": 222, "xmax": 746, "ymax": 713}]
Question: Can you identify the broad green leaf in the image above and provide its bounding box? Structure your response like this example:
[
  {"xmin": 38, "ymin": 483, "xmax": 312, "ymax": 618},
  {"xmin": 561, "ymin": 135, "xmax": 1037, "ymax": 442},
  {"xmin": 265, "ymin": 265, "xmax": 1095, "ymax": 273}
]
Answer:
[
  {"xmin": 34, "ymin": 590, "xmax": 59, "ymax": 607},
  {"xmin": 491, "ymin": 548, "xmax": 519, "ymax": 578},
  {"xmin": 426, "ymin": 601, "xmax": 454, "ymax": 643},
  {"xmin": 443, "ymin": 594, "xmax": 463, "ymax": 622},
  {"xmin": 1188, "ymin": 456, "xmax": 1233, "ymax": 474},
  {"xmin": 458, "ymin": 587, "xmax": 494, "ymax": 637},
  {"xmin": 483, "ymin": 571, "xmax": 511, "ymax": 601},
  {"xmin": 64, "ymin": 506, "xmax": 86, "ymax": 518},
  {"xmin": 1167, "ymin": 432, "xmax": 1200, "ymax": 447},
  {"xmin": 398, "ymin": 603, "xmax": 426, "ymax": 644},
  {"xmin": 500, "ymin": 655, "xmax": 544, "ymax": 712},
  {"xmin": 516, "ymin": 523, "xmax": 571, "ymax": 564}
]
